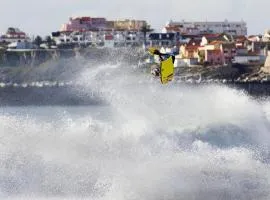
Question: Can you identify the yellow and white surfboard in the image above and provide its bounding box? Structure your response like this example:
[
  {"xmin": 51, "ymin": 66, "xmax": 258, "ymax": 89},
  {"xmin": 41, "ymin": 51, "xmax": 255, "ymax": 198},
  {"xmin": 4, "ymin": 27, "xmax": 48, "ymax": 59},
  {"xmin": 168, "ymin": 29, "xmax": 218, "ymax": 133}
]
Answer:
[{"xmin": 160, "ymin": 56, "xmax": 174, "ymax": 84}]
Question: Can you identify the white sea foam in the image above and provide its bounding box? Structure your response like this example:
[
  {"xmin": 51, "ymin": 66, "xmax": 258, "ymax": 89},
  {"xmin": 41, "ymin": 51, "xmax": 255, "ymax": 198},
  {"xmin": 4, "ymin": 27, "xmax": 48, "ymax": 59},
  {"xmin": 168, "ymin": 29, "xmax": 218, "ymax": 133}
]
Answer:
[{"xmin": 0, "ymin": 63, "xmax": 270, "ymax": 200}]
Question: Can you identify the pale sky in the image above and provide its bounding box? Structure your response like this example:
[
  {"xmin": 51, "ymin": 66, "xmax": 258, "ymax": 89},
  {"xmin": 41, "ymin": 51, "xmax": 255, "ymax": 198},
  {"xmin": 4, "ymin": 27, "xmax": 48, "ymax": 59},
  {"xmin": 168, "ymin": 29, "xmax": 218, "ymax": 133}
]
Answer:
[{"xmin": 0, "ymin": 0, "xmax": 269, "ymax": 37}]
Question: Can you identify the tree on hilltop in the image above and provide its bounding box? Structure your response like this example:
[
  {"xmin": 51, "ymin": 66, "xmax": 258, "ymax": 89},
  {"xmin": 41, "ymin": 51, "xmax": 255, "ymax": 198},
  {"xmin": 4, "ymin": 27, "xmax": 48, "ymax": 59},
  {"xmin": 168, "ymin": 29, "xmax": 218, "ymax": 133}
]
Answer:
[
  {"xmin": 45, "ymin": 35, "xmax": 53, "ymax": 47},
  {"xmin": 33, "ymin": 35, "xmax": 43, "ymax": 47}
]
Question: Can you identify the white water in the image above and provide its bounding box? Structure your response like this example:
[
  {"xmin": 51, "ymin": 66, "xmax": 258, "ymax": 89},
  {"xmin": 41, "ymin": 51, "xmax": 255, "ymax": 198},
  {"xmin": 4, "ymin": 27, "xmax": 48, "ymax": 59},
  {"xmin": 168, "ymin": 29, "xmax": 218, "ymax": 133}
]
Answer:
[{"xmin": 1, "ymin": 63, "xmax": 270, "ymax": 200}]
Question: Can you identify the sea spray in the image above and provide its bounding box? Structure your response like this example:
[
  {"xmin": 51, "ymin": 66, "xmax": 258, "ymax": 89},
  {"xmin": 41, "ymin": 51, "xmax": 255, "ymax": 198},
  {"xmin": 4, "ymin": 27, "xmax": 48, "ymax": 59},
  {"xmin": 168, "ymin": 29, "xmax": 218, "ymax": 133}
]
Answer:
[{"xmin": 0, "ymin": 63, "xmax": 270, "ymax": 199}]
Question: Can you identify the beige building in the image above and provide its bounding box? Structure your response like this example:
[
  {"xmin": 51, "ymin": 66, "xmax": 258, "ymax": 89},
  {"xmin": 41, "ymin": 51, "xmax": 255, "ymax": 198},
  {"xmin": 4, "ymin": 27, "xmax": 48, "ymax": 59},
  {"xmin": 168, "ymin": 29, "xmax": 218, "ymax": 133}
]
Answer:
[{"xmin": 113, "ymin": 19, "xmax": 147, "ymax": 30}]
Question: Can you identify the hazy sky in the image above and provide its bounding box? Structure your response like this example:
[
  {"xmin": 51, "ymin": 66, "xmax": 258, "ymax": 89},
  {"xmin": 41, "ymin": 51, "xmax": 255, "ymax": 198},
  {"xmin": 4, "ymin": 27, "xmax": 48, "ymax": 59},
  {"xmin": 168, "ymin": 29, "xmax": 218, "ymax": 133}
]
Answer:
[{"xmin": 0, "ymin": 0, "xmax": 269, "ymax": 37}]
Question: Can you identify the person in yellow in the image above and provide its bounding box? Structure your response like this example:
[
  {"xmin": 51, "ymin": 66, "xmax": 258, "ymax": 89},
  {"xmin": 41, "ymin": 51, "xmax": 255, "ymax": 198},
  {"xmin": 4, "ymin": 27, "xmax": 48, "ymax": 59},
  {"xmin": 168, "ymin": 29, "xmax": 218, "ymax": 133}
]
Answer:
[{"xmin": 148, "ymin": 48, "xmax": 175, "ymax": 83}]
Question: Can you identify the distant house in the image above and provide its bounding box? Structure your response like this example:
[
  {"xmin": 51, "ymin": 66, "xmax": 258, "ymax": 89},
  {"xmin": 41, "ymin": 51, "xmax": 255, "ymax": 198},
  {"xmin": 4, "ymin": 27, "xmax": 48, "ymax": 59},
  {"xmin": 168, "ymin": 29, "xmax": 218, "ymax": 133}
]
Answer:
[
  {"xmin": 205, "ymin": 49, "xmax": 224, "ymax": 65},
  {"xmin": 163, "ymin": 20, "xmax": 247, "ymax": 36},
  {"xmin": 0, "ymin": 27, "xmax": 30, "ymax": 43},
  {"xmin": 221, "ymin": 43, "xmax": 236, "ymax": 64},
  {"xmin": 198, "ymin": 40, "xmax": 236, "ymax": 65},
  {"xmin": 179, "ymin": 41, "xmax": 200, "ymax": 59},
  {"xmin": 103, "ymin": 34, "xmax": 114, "ymax": 48},
  {"xmin": 234, "ymin": 35, "xmax": 248, "ymax": 48},
  {"xmin": 200, "ymin": 33, "xmax": 232, "ymax": 46},
  {"xmin": 61, "ymin": 17, "xmax": 107, "ymax": 32},
  {"xmin": 8, "ymin": 40, "xmax": 35, "ymax": 49},
  {"xmin": 179, "ymin": 34, "xmax": 203, "ymax": 44},
  {"xmin": 263, "ymin": 30, "xmax": 270, "ymax": 42},
  {"xmin": 247, "ymin": 41, "xmax": 270, "ymax": 54},
  {"xmin": 233, "ymin": 53, "xmax": 261, "ymax": 65},
  {"xmin": 236, "ymin": 47, "xmax": 248, "ymax": 55},
  {"xmin": 148, "ymin": 33, "xmax": 178, "ymax": 47}
]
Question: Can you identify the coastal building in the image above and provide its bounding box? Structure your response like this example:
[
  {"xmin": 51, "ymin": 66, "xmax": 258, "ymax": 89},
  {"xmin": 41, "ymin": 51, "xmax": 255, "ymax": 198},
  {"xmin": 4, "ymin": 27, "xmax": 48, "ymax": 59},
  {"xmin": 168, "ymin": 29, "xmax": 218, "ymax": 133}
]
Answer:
[
  {"xmin": 234, "ymin": 35, "xmax": 248, "ymax": 48},
  {"xmin": 163, "ymin": 19, "xmax": 247, "ymax": 36},
  {"xmin": 61, "ymin": 17, "xmax": 148, "ymax": 32},
  {"xmin": 61, "ymin": 17, "xmax": 107, "ymax": 32},
  {"xmin": 113, "ymin": 19, "xmax": 147, "ymax": 30},
  {"xmin": 58, "ymin": 16, "xmax": 150, "ymax": 47},
  {"xmin": 0, "ymin": 27, "xmax": 30, "ymax": 43},
  {"xmin": 148, "ymin": 33, "xmax": 179, "ymax": 47},
  {"xmin": 263, "ymin": 30, "xmax": 270, "ymax": 42},
  {"xmin": 200, "ymin": 34, "xmax": 232, "ymax": 46},
  {"xmin": 179, "ymin": 40, "xmax": 200, "ymax": 59},
  {"xmin": 7, "ymin": 41, "xmax": 35, "ymax": 49},
  {"xmin": 103, "ymin": 34, "xmax": 114, "ymax": 48},
  {"xmin": 221, "ymin": 43, "xmax": 236, "ymax": 64},
  {"xmin": 178, "ymin": 34, "xmax": 203, "ymax": 45},
  {"xmin": 197, "ymin": 46, "xmax": 223, "ymax": 65},
  {"xmin": 233, "ymin": 54, "xmax": 261, "ymax": 65},
  {"xmin": 232, "ymin": 40, "xmax": 267, "ymax": 65},
  {"xmin": 205, "ymin": 49, "xmax": 224, "ymax": 65},
  {"xmin": 247, "ymin": 35, "xmax": 262, "ymax": 42}
]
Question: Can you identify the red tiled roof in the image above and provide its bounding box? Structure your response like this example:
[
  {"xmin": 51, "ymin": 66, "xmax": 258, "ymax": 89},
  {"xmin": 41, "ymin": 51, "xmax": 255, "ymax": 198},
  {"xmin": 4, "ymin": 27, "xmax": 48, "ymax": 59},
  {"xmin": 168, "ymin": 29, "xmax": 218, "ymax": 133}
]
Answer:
[
  {"xmin": 8, "ymin": 32, "xmax": 26, "ymax": 36},
  {"xmin": 207, "ymin": 49, "xmax": 222, "ymax": 55},
  {"xmin": 187, "ymin": 39, "xmax": 201, "ymax": 46},
  {"xmin": 235, "ymin": 35, "xmax": 247, "ymax": 41},
  {"xmin": 80, "ymin": 17, "xmax": 91, "ymax": 21},
  {"xmin": 165, "ymin": 26, "xmax": 181, "ymax": 32},
  {"xmin": 186, "ymin": 44, "xmax": 199, "ymax": 50},
  {"xmin": 105, "ymin": 34, "xmax": 113, "ymax": 40},
  {"xmin": 209, "ymin": 40, "xmax": 224, "ymax": 45},
  {"xmin": 202, "ymin": 33, "xmax": 221, "ymax": 38},
  {"xmin": 92, "ymin": 17, "xmax": 106, "ymax": 20}
]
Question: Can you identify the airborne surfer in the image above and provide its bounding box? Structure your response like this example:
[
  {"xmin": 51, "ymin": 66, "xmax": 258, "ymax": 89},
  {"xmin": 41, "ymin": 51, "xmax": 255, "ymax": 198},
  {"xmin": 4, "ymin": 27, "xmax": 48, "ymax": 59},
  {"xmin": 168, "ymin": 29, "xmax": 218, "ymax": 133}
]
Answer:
[{"xmin": 148, "ymin": 48, "xmax": 175, "ymax": 82}]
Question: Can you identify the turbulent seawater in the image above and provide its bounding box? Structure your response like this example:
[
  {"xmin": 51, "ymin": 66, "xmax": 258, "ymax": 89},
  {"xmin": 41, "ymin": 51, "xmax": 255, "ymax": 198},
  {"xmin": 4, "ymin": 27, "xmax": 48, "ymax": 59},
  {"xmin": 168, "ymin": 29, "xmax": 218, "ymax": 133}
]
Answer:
[{"xmin": 1, "ymin": 62, "xmax": 270, "ymax": 200}]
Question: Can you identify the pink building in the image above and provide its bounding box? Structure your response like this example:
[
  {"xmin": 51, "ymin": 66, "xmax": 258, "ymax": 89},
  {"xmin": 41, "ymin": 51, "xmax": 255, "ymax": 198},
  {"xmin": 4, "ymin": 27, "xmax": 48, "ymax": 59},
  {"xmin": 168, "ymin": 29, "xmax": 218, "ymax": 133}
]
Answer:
[
  {"xmin": 205, "ymin": 49, "xmax": 225, "ymax": 65},
  {"xmin": 199, "ymin": 40, "xmax": 236, "ymax": 65},
  {"xmin": 61, "ymin": 17, "xmax": 107, "ymax": 32}
]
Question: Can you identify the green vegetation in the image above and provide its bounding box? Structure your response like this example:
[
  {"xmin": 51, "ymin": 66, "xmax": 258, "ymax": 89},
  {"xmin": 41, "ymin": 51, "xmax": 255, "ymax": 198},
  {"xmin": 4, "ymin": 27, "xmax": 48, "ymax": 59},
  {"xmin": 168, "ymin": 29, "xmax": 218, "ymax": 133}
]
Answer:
[{"xmin": 33, "ymin": 35, "xmax": 43, "ymax": 47}]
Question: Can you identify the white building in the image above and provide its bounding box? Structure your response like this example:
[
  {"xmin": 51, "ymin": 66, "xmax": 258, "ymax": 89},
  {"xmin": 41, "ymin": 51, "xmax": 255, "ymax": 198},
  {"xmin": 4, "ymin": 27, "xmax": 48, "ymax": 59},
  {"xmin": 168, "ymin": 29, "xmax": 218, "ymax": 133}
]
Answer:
[
  {"xmin": 7, "ymin": 41, "xmax": 34, "ymax": 49},
  {"xmin": 163, "ymin": 20, "xmax": 247, "ymax": 36},
  {"xmin": 233, "ymin": 55, "xmax": 261, "ymax": 64},
  {"xmin": 0, "ymin": 27, "xmax": 30, "ymax": 43}
]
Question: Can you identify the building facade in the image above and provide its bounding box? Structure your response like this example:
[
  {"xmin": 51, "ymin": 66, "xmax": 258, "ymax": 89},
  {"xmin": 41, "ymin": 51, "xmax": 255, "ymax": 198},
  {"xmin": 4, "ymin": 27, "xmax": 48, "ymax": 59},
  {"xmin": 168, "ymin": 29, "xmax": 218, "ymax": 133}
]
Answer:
[
  {"xmin": 113, "ymin": 19, "xmax": 147, "ymax": 30},
  {"xmin": 61, "ymin": 17, "xmax": 148, "ymax": 32},
  {"xmin": 148, "ymin": 33, "xmax": 179, "ymax": 47},
  {"xmin": 163, "ymin": 20, "xmax": 247, "ymax": 36},
  {"xmin": 0, "ymin": 27, "xmax": 30, "ymax": 43},
  {"xmin": 61, "ymin": 17, "xmax": 107, "ymax": 32}
]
